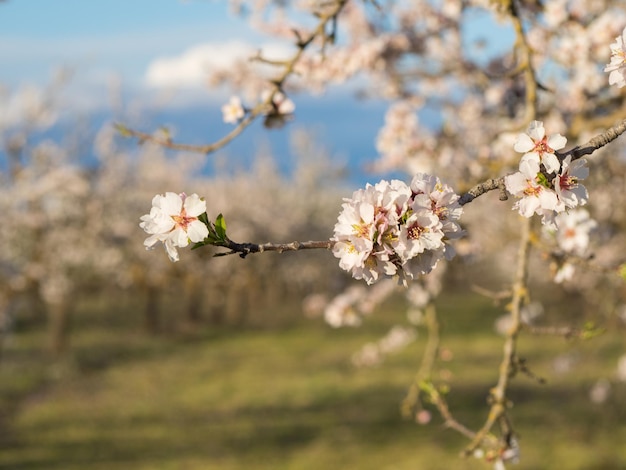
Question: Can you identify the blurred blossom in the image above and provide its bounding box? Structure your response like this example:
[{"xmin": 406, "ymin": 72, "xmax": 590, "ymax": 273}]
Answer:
[
  {"xmin": 495, "ymin": 302, "xmax": 543, "ymax": 335},
  {"xmin": 351, "ymin": 343, "xmax": 381, "ymax": 367},
  {"xmin": 552, "ymin": 353, "xmax": 577, "ymax": 375},
  {"xmin": 378, "ymin": 325, "xmax": 416, "ymax": 354},
  {"xmin": 324, "ymin": 285, "xmax": 367, "ymax": 328},
  {"xmin": 406, "ymin": 308, "xmax": 424, "ymax": 325},
  {"xmin": 262, "ymin": 90, "xmax": 295, "ymax": 115},
  {"xmin": 374, "ymin": 101, "xmax": 434, "ymax": 175},
  {"xmin": 589, "ymin": 378, "xmax": 611, "ymax": 404},
  {"xmin": 221, "ymin": 96, "xmax": 246, "ymax": 124},
  {"xmin": 416, "ymin": 409, "xmax": 432, "ymax": 425},
  {"xmin": 439, "ymin": 348, "xmax": 454, "ymax": 361},
  {"xmin": 351, "ymin": 325, "xmax": 416, "ymax": 367},
  {"xmin": 406, "ymin": 284, "xmax": 430, "ymax": 308},
  {"xmin": 301, "ymin": 293, "xmax": 328, "ymax": 318},
  {"xmin": 604, "ymin": 27, "xmax": 626, "ymax": 88},
  {"xmin": 543, "ymin": 209, "xmax": 597, "ymax": 283},
  {"xmin": 553, "ymin": 262, "xmax": 575, "ymax": 283},
  {"xmin": 553, "ymin": 209, "xmax": 596, "ymax": 256}
]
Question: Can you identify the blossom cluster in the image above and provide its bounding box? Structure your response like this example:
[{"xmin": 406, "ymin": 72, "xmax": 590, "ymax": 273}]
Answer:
[
  {"xmin": 221, "ymin": 91, "xmax": 295, "ymax": 125},
  {"xmin": 351, "ymin": 325, "xmax": 417, "ymax": 367},
  {"xmin": 332, "ymin": 174, "xmax": 463, "ymax": 285},
  {"xmin": 139, "ymin": 192, "xmax": 209, "ymax": 262},
  {"xmin": 505, "ymin": 121, "xmax": 589, "ymax": 227},
  {"xmin": 604, "ymin": 27, "xmax": 626, "ymax": 88}
]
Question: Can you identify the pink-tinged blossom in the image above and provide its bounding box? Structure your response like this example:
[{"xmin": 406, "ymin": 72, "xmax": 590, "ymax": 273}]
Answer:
[
  {"xmin": 554, "ymin": 209, "xmax": 597, "ymax": 256},
  {"xmin": 333, "ymin": 175, "xmax": 463, "ymax": 284},
  {"xmin": 410, "ymin": 173, "xmax": 464, "ymax": 259},
  {"xmin": 140, "ymin": 192, "xmax": 209, "ymax": 262},
  {"xmin": 505, "ymin": 164, "xmax": 560, "ymax": 226},
  {"xmin": 221, "ymin": 96, "xmax": 245, "ymax": 124},
  {"xmin": 554, "ymin": 156, "xmax": 589, "ymax": 208},
  {"xmin": 514, "ymin": 120, "xmax": 566, "ymax": 174},
  {"xmin": 262, "ymin": 90, "xmax": 295, "ymax": 115},
  {"xmin": 395, "ymin": 209, "xmax": 443, "ymax": 260},
  {"xmin": 542, "ymin": 209, "xmax": 597, "ymax": 283},
  {"xmin": 553, "ymin": 262, "xmax": 576, "ymax": 283},
  {"xmin": 605, "ymin": 27, "xmax": 626, "ymax": 88}
]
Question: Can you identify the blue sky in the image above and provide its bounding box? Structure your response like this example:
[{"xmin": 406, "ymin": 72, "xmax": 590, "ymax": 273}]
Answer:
[
  {"xmin": 0, "ymin": 1, "xmax": 515, "ymax": 107},
  {"xmin": 0, "ymin": 1, "xmax": 263, "ymax": 95}
]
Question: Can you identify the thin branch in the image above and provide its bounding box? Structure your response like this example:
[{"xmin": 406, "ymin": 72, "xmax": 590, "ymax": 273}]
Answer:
[
  {"xmin": 214, "ymin": 239, "xmax": 335, "ymax": 258},
  {"xmin": 558, "ymin": 117, "xmax": 626, "ymax": 162},
  {"xmin": 463, "ymin": 217, "xmax": 532, "ymax": 457},
  {"xmin": 116, "ymin": 0, "xmax": 350, "ymax": 155},
  {"xmin": 401, "ymin": 303, "xmax": 440, "ymax": 419},
  {"xmin": 459, "ymin": 177, "xmax": 506, "ymax": 206},
  {"xmin": 521, "ymin": 324, "xmax": 582, "ymax": 339},
  {"xmin": 430, "ymin": 387, "xmax": 480, "ymax": 442},
  {"xmin": 459, "ymin": 118, "xmax": 626, "ymax": 206},
  {"xmin": 470, "ymin": 285, "xmax": 512, "ymax": 303}
]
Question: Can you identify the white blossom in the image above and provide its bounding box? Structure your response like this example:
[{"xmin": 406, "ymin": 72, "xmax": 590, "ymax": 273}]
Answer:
[
  {"xmin": 514, "ymin": 120, "xmax": 567, "ymax": 174},
  {"xmin": 553, "ymin": 156, "xmax": 589, "ymax": 209},
  {"xmin": 504, "ymin": 162, "xmax": 560, "ymax": 226},
  {"xmin": 604, "ymin": 27, "xmax": 626, "ymax": 88},
  {"xmin": 332, "ymin": 175, "xmax": 463, "ymax": 284},
  {"xmin": 554, "ymin": 209, "xmax": 597, "ymax": 256},
  {"xmin": 140, "ymin": 192, "xmax": 209, "ymax": 262},
  {"xmin": 221, "ymin": 96, "xmax": 246, "ymax": 124}
]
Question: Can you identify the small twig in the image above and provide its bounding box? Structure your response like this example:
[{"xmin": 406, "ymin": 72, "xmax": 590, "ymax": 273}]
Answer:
[
  {"xmin": 515, "ymin": 356, "xmax": 547, "ymax": 384},
  {"xmin": 117, "ymin": 0, "xmax": 350, "ymax": 156},
  {"xmin": 470, "ymin": 285, "xmax": 512, "ymax": 303},
  {"xmin": 401, "ymin": 303, "xmax": 440, "ymax": 419},
  {"xmin": 214, "ymin": 239, "xmax": 335, "ymax": 258},
  {"xmin": 459, "ymin": 177, "xmax": 506, "ymax": 206},
  {"xmin": 429, "ymin": 387, "xmax": 480, "ymax": 442},
  {"xmin": 557, "ymin": 117, "xmax": 626, "ymax": 162},
  {"xmin": 521, "ymin": 323, "xmax": 582, "ymax": 339}
]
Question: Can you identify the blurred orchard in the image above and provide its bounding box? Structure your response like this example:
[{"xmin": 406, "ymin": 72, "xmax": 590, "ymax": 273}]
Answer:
[{"xmin": 3, "ymin": 0, "xmax": 626, "ymax": 467}]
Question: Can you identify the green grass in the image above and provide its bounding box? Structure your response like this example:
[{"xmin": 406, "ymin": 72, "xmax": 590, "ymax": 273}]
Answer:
[{"xmin": 0, "ymin": 291, "xmax": 625, "ymax": 469}]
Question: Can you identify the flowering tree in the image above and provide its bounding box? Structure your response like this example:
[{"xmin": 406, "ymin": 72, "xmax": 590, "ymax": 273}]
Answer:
[{"xmin": 122, "ymin": 0, "xmax": 626, "ymax": 466}]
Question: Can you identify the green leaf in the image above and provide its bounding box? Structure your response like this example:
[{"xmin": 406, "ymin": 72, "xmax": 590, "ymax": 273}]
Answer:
[
  {"xmin": 191, "ymin": 241, "xmax": 206, "ymax": 250},
  {"xmin": 581, "ymin": 321, "xmax": 605, "ymax": 340},
  {"xmin": 214, "ymin": 213, "xmax": 227, "ymax": 241},
  {"xmin": 198, "ymin": 212, "xmax": 209, "ymax": 225},
  {"xmin": 535, "ymin": 172, "xmax": 550, "ymax": 188},
  {"xmin": 113, "ymin": 123, "xmax": 131, "ymax": 137},
  {"xmin": 619, "ymin": 264, "xmax": 626, "ymax": 281}
]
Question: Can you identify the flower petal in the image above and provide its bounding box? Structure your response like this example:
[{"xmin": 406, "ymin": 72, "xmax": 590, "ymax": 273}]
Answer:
[
  {"xmin": 514, "ymin": 134, "xmax": 535, "ymax": 153},
  {"xmin": 184, "ymin": 194, "xmax": 207, "ymax": 217}
]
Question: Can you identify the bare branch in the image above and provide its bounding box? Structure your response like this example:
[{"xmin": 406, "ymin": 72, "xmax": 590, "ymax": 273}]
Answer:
[
  {"xmin": 558, "ymin": 117, "xmax": 626, "ymax": 161},
  {"xmin": 116, "ymin": 0, "xmax": 350, "ymax": 155},
  {"xmin": 214, "ymin": 239, "xmax": 335, "ymax": 258}
]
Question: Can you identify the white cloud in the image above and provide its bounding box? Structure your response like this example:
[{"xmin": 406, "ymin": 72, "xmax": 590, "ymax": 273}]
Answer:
[{"xmin": 144, "ymin": 40, "xmax": 293, "ymax": 88}]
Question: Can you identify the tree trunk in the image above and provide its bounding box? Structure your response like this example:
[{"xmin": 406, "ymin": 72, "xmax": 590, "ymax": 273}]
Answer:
[
  {"xmin": 144, "ymin": 285, "xmax": 160, "ymax": 334},
  {"xmin": 48, "ymin": 301, "xmax": 71, "ymax": 356}
]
